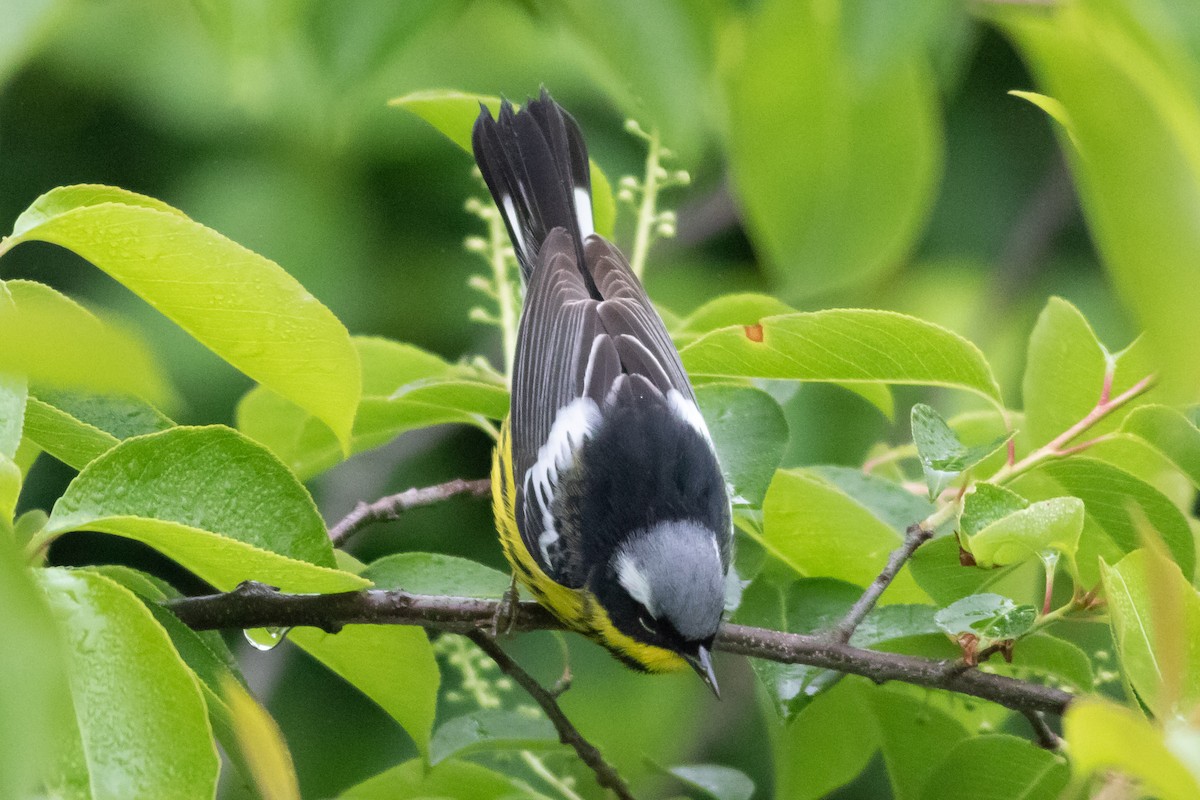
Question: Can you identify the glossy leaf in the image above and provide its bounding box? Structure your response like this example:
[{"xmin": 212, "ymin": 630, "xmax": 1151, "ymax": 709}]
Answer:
[
  {"xmin": 681, "ymin": 309, "xmax": 1002, "ymax": 406},
  {"xmin": 961, "ymin": 484, "xmax": 1027, "ymax": 538},
  {"xmin": 1028, "ymin": 457, "xmax": 1194, "ymax": 583},
  {"xmin": 38, "ymin": 568, "xmax": 218, "ymax": 799},
  {"xmin": 965, "ymin": 496, "xmax": 1084, "ymax": 570},
  {"xmin": 362, "ymin": 552, "xmax": 511, "ymax": 598},
  {"xmin": 934, "ymin": 593, "xmax": 1037, "ymax": 646},
  {"xmin": 761, "ymin": 470, "xmax": 926, "ymax": 601},
  {"xmin": 671, "ymin": 293, "xmax": 796, "ymax": 343},
  {"xmin": 668, "ymin": 764, "xmax": 755, "ymax": 800},
  {"xmin": 918, "ymin": 734, "xmax": 1068, "ymax": 800},
  {"xmin": 695, "ymin": 384, "xmax": 788, "ymax": 506},
  {"xmin": 911, "ymin": 403, "xmax": 1010, "ymax": 497},
  {"xmin": 238, "ymin": 337, "xmax": 505, "ymax": 480},
  {"xmin": 1065, "ymin": 699, "xmax": 1200, "ymax": 800},
  {"xmin": 293, "ymin": 625, "xmax": 440, "ymax": 758},
  {"xmin": 42, "ymin": 426, "xmax": 365, "ymax": 592},
  {"xmin": 4, "ymin": 185, "xmax": 360, "ymax": 447},
  {"xmin": 1122, "ymin": 404, "xmax": 1200, "ymax": 488},
  {"xmin": 1021, "ymin": 297, "xmax": 1153, "ymax": 447},
  {"xmin": 428, "ymin": 709, "xmax": 558, "ymax": 765},
  {"xmin": 390, "ymin": 89, "xmax": 616, "ymax": 236},
  {"xmin": 909, "ymin": 534, "xmax": 1039, "ymax": 607},
  {"xmin": 338, "ymin": 758, "xmax": 523, "ymax": 800},
  {"xmin": 1101, "ymin": 549, "xmax": 1200, "ymax": 718},
  {"xmin": 24, "ymin": 390, "xmax": 173, "ymax": 471},
  {"xmin": 0, "ymin": 279, "xmax": 171, "ymax": 405},
  {"xmin": 0, "ymin": 374, "xmax": 25, "ymax": 460},
  {"xmin": 0, "ymin": 539, "xmax": 70, "ymax": 799},
  {"xmin": 727, "ymin": 0, "xmax": 942, "ymax": 296},
  {"xmin": 998, "ymin": 4, "xmax": 1200, "ymax": 400}
]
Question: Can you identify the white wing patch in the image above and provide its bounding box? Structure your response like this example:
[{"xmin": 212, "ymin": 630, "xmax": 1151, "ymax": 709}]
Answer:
[
  {"xmin": 524, "ymin": 396, "xmax": 601, "ymax": 564},
  {"xmin": 667, "ymin": 389, "xmax": 713, "ymax": 444},
  {"xmin": 501, "ymin": 193, "xmax": 524, "ymax": 255},
  {"xmin": 574, "ymin": 187, "xmax": 594, "ymax": 238},
  {"xmin": 615, "ymin": 551, "xmax": 657, "ymax": 616}
]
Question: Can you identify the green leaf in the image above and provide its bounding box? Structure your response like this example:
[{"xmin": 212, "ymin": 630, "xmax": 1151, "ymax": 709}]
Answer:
[
  {"xmin": 338, "ymin": 758, "xmax": 523, "ymax": 800},
  {"xmin": 733, "ymin": 575, "xmax": 937, "ymax": 715},
  {"xmin": 428, "ymin": 709, "xmax": 558, "ymax": 765},
  {"xmin": 221, "ymin": 675, "xmax": 301, "ymax": 800},
  {"xmin": 1101, "ymin": 549, "xmax": 1200, "ymax": 718},
  {"xmin": 868, "ymin": 686, "xmax": 968, "ymax": 800},
  {"xmin": 997, "ymin": 5, "xmax": 1200, "ymax": 401},
  {"xmin": 671, "ymin": 293, "xmax": 797, "ymax": 344},
  {"xmin": 776, "ymin": 681, "xmax": 877, "ymax": 798},
  {"xmin": 961, "ymin": 484, "xmax": 1028, "ymax": 538},
  {"xmin": 1122, "ymin": 404, "xmax": 1200, "ymax": 488},
  {"xmin": 727, "ymin": 0, "xmax": 942, "ymax": 296},
  {"xmin": 934, "ymin": 593, "xmax": 1037, "ymax": 646},
  {"xmin": 238, "ymin": 337, "xmax": 504, "ymax": 480},
  {"xmin": 1065, "ymin": 699, "xmax": 1200, "ymax": 800},
  {"xmin": 0, "ymin": 374, "xmax": 26, "ymax": 460},
  {"xmin": 0, "ymin": 279, "xmax": 171, "ymax": 406},
  {"xmin": 37, "ymin": 568, "xmax": 218, "ymax": 799},
  {"xmin": 362, "ymin": 552, "xmax": 511, "ymax": 598},
  {"xmin": 1024, "ymin": 457, "xmax": 1194, "ymax": 584},
  {"xmin": 695, "ymin": 384, "xmax": 788, "ymax": 506},
  {"xmin": 24, "ymin": 390, "xmax": 174, "ymax": 470},
  {"xmin": 1000, "ymin": 632, "xmax": 1094, "ymax": 694},
  {"xmin": 42, "ymin": 426, "xmax": 366, "ymax": 592},
  {"xmin": 732, "ymin": 576, "xmax": 861, "ymax": 715},
  {"xmin": 667, "ymin": 764, "xmax": 755, "ymax": 800},
  {"xmin": 293, "ymin": 625, "xmax": 441, "ymax": 758},
  {"xmin": 909, "ymin": 534, "xmax": 1042, "ymax": 607},
  {"xmin": 1021, "ymin": 297, "xmax": 1152, "ymax": 447},
  {"xmin": 918, "ymin": 734, "xmax": 1068, "ymax": 800},
  {"xmin": 808, "ymin": 466, "xmax": 935, "ymax": 534},
  {"xmin": 390, "ymin": 90, "xmax": 616, "ymax": 237},
  {"xmin": 965, "ymin": 496, "xmax": 1085, "ymax": 570},
  {"xmin": 5, "ymin": 185, "xmax": 360, "ymax": 448},
  {"xmin": 0, "ymin": 540, "xmax": 70, "ymax": 799},
  {"xmin": 911, "ymin": 404, "xmax": 1010, "ymax": 498},
  {"xmin": 761, "ymin": 470, "xmax": 927, "ymax": 602},
  {"xmin": 681, "ymin": 309, "xmax": 1002, "ymax": 406}
]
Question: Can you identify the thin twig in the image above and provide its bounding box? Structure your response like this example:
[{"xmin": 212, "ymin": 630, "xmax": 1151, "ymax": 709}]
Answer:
[
  {"xmin": 828, "ymin": 523, "xmax": 934, "ymax": 643},
  {"xmin": 991, "ymin": 374, "xmax": 1155, "ymax": 484},
  {"xmin": 467, "ymin": 630, "xmax": 637, "ymax": 800},
  {"xmin": 1022, "ymin": 709, "xmax": 1062, "ymax": 751},
  {"xmin": 166, "ymin": 584, "xmax": 1075, "ymax": 717},
  {"xmin": 327, "ymin": 478, "xmax": 491, "ymax": 547}
]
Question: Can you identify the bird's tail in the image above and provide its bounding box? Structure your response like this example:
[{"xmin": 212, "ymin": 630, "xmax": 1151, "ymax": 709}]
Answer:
[{"xmin": 471, "ymin": 88, "xmax": 595, "ymax": 284}]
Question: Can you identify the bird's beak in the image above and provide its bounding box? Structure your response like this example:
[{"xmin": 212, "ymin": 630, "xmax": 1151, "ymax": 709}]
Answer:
[{"xmin": 685, "ymin": 645, "xmax": 721, "ymax": 699}]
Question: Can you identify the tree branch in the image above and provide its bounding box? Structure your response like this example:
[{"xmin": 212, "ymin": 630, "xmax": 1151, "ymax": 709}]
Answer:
[
  {"xmin": 327, "ymin": 478, "xmax": 491, "ymax": 547},
  {"xmin": 466, "ymin": 630, "xmax": 637, "ymax": 800},
  {"xmin": 828, "ymin": 523, "xmax": 933, "ymax": 643},
  {"xmin": 167, "ymin": 583, "xmax": 1075, "ymax": 717}
]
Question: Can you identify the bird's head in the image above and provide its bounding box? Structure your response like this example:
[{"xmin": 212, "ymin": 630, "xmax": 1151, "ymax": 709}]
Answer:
[{"xmin": 593, "ymin": 519, "xmax": 727, "ymax": 696}]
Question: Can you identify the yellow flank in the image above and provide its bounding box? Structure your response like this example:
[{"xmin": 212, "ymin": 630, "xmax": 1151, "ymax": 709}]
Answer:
[{"xmin": 492, "ymin": 418, "xmax": 686, "ymax": 673}]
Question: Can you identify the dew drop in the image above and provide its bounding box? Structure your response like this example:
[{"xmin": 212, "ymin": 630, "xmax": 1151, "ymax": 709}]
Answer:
[{"xmin": 244, "ymin": 626, "xmax": 291, "ymax": 651}]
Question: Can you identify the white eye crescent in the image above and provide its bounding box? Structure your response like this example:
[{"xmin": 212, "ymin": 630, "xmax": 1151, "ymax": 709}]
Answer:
[{"xmin": 638, "ymin": 614, "xmax": 655, "ymax": 634}]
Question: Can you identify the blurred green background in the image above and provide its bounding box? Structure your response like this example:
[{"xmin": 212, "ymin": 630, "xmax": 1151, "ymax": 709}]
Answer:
[{"xmin": 1, "ymin": 1, "xmax": 1173, "ymax": 797}]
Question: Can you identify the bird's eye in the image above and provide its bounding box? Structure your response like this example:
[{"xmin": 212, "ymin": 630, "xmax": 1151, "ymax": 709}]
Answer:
[{"xmin": 637, "ymin": 614, "xmax": 655, "ymax": 634}]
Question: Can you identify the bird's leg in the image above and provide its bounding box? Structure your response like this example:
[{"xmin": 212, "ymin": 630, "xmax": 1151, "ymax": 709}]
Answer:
[{"xmin": 490, "ymin": 574, "xmax": 521, "ymax": 637}]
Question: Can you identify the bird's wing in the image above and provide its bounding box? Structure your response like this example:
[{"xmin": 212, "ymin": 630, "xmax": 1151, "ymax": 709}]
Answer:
[{"xmin": 511, "ymin": 230, "xmax": 722, "ymax": 583}]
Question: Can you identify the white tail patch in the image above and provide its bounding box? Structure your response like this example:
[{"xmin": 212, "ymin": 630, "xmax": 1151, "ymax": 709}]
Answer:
[{"xmin": 574, "ymin": 187, "xmax": 594, "ymax": 237}]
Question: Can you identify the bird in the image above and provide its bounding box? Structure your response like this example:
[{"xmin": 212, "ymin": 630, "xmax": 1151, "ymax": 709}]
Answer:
[{"xmin": 472, "ymin": 89, "xmax": 732, "ymax": 696}]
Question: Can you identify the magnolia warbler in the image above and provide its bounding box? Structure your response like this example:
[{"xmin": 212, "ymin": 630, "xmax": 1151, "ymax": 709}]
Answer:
[{"xmin": 473, "ymin": 90, "xmax": 731, "ymax": 695}]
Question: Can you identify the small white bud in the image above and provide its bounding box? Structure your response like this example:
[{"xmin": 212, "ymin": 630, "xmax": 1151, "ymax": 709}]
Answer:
[
  {"xmin": 463, "ymin": 236, "xmax": 488, "ymax": 253},
  {"xmin": 617, "ymin": 189, "xmax": 636, "ymax": 203},
  {"xmin": 464, "ymin": 197, "xmax": 484, "ymax": 214},
  {"xmin": 618, "ymin": 175, "xmax": 640, "ymax": 190},
  {"xmin": 673, "ymin": 170, "xmax": 691, "ymax": 185},
  {"xmin": 656, "ymin": 222, "xmax": 676, "ymax": 237}
]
